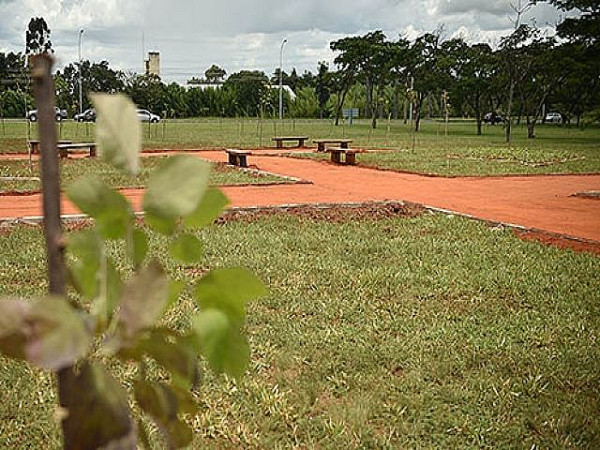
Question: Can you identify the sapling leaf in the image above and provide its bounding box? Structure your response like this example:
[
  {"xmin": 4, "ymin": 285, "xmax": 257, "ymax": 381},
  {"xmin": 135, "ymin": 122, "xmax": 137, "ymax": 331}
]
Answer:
[
  {"xmin": 0, "ymin": 297, "xmax": 90, "ymax": 370},
  {"xmin": 139, "ymin": 332, "xmax": 199, "ymax": 388},
  {"xmin": 0, "ymin": 298, "xmax": 30, "ymax": 360},
  {"xmin": 194, "ymin": 268, "xmax": 266, "ymax": 325},
  {"xmin": 90, "ymin": 260, "xmax": 123, "ymax": 324},
  {"xmin": 134, "ymin": 380, "xmax": 194, "ymax": 448},
  {"xmin": 90, "ymin": 92, "xmax": 141, "ymax": 176},
  {"xmin": 144, "ymin": 212, "xmax": 176, "ymax": 236},
  {"xmin": 66, "ymin": 176, "xmax": 133, "ymax": 239},
  {"xmin": 60, "ymin": 362, "xmax": 135, "ymax": 450},
  {"xmin": 130, "ymin": 228, "xmax": 148, "ymax": 268},
  {"xmin": 191, "ymin": 309, "xmax": 250, "ymax": 379},
  {"xmin": 119, "ymin": 259, "xmax": 169, "ymax": 339},
  {"xmin": 170, "ymin": 234, "xmax": 204, "ymax": 264},
  {"xmin": 67, "ymin": 230, "xmax": 101, "ymax": 299},
  {"xmin": 184, "ymin": 188, "xmax": 229, "ymax": 228},
  {"xmin": 142, "ymin": 155, "xmax": 210, "ymax": 223},
  {"xmin": 166, "ymin": 279, "xmax": 185, "ymax": 313}
]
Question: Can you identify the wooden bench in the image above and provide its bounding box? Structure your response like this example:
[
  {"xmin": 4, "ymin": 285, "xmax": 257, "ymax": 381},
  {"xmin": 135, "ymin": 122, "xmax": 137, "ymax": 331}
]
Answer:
[
  {"xmin": 225, "ymin": 149, "xmax": 251, "ymax": 167},
  {"xmin": 271, "ymin": 136, "xmax": 308, "ymax": 149},
  {"xmin": 313, "ymin": 138, "xmax": 353, "ymax": 152},
  {"xmin": 57, "ymin": 142, "xmax": 97, "ymax": 158},
  {"xmin": 329, "ymin": 147, "xmax": 358, "ymax": 165},
  {"xmin": 28, "ymin": 140, "xmax": 72, "ymax": 154}
]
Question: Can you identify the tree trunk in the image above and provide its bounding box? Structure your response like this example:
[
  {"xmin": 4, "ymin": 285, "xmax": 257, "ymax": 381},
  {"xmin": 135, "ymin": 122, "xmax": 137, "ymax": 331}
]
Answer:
[
  {"xmin": 392, "ymin": 80, "xmax": 399, "ymax": 120},
  {"xmin": 365, "ymin": 77, "xmax": 373, "ymax": 119},
  {"xmin": 476, "ymin": 118, "xmax": 482, "ymax": 136},
  {"xmin": 414, "ymin": 94, "xmax": 423, "ymax": 132},
  {"xmin": 527, "ymin": 116, "xmax": 536, "ymax": 138},
  {"xmin": 334, "ymin": 87, "xmax": 349, "ymax": 126},
  {"xmin": 505, "ymin": 81, "xmax": 515, "ymax": 143}
]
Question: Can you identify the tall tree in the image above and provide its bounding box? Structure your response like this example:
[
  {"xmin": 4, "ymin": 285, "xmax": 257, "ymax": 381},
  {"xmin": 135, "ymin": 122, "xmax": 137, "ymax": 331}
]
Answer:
[
  {"xmin": 450, "ymin": 41, "xmax": 496, "ymax": 135},
  {"xmin": 204, "ymin": 64, "xmax": 227, "ymax": 83},
  {"xmin": 315, "ymin": 62, "xmax": 331, "ymax": 118},
  {"xmin": 26, "ymin": 17, "xmax": 53, "ymax": 56},
  {"xmin": 498, "ymin": 25, "xmax": 535, "ymax": 142},
  {"xmin": 406, "ymin": 32, "xmax": 449, "ymax": 132},
  {"xmin": 57, "ymin": 60, "xmax": 125, "ymax": 112},
  {"xmin": 224, "ymin": 70, "xmax": 270, "ymax": 116}
]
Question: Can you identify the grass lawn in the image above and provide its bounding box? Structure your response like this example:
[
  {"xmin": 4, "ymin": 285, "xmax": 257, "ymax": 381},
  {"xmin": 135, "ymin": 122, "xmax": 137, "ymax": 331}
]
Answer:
[
  {"xmin": 0, "ymin": 155, "xmax": 287, "ymax": 193},
  {"xmin": 1, "ymin": 118, "xmax": 599, "ymax": 176},
  {"xmin": 0, "ymin": 207, "xmax": 598, "ymax": 448}
]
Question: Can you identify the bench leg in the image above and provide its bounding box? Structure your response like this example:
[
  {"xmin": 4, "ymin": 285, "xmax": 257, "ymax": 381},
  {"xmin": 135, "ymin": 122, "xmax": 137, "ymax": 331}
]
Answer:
[
  {"xmin": 298, "ymin": 139, "xmax": 305, "ymax": 148},
  {"xmin": 276, "ymin": 141, "xmax": 283, "ymax": 149},
  {"xmin": 228, "ymin": 153, "xmax": 236, "ymax": 165},
  {"xmin": 89, "ymin": 145, "xmax": 97, "ymax": 157},
  {"xmin": 318, "ymin": 143, "xmax": 325, "ymax": 152},
  {"xmin": 59, "ymin": 148, "xmax": 68, "ymax": 159},
  {"xmin": 331, "ymin": 152, "xmax": 341, "ymax": 164},
  {"xmin": 239, "ymin": 155, "xmax": 248, "ymax": 167},
  {"xmin": 346, "ymin": 153, "xmax": 356, "ymax": 165}
]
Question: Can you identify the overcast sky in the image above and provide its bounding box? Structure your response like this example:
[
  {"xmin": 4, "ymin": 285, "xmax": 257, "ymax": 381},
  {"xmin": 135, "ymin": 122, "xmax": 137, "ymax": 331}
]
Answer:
[{"xmin": 0, "ymin": 0, "xmax": 565, "ymax": 83}]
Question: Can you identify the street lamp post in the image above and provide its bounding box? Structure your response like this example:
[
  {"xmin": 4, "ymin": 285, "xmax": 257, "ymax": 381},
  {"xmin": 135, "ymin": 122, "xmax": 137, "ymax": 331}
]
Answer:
[
  {"xmin": 78, "ymin": 29, "xmax": 84, "ymax": 115},
  {"xmin": 278, "ymin": 38, "xmax": 287, "ymax": 120}
]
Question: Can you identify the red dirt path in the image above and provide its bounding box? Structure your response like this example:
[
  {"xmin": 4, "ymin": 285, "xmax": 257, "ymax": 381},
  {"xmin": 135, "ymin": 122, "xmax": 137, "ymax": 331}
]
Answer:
[{"xmin": 1, "ymin": 150, "xmax": 599, "ymax": 253}]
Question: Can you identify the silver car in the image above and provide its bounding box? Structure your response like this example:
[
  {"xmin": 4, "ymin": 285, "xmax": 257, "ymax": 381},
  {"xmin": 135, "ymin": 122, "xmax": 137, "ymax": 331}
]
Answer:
[
  {"xmin": 545, "ymin": 112, "xmax": 562, "ymax": 123},
  {"xmin": 26, "ymin": 107, "xmax": 68, "ymax": 122},
  {"xmin": 136, "ymin": 109, "xmax": 161, "ymax": 123}
]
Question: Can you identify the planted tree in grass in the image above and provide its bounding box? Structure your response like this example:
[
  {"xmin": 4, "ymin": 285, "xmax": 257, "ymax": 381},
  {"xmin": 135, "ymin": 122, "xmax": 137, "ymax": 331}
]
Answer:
[{"xmin": 0, "ymin": 54, "xmax": 265, "ymax": 449}]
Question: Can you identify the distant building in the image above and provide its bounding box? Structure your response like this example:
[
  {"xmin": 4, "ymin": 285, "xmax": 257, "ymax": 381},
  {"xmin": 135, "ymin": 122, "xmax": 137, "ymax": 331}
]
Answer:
[{"xmin": 145, "ymin": 52, "xmax": 160, "ymax": 77}]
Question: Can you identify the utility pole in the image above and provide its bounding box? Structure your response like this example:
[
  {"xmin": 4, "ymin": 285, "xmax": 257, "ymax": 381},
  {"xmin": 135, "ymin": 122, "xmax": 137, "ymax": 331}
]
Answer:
[
  {"xmin": 78, "ymin": 29, "xmax": 84, "ymax": 115},
  {"xmin": 279, "ymin": 38, "xmax": 287, "ymax": 120}
]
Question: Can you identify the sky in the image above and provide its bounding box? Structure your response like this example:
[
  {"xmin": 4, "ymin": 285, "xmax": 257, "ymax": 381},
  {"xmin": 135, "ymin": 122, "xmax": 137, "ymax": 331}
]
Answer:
[{"xmin": 0, "ymin": 0, "xmax": 566, "ymax": 83}]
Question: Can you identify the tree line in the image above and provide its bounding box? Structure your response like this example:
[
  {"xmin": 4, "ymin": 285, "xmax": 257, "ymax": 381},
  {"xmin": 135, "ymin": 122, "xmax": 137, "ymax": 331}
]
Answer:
[{"xmin": 1, "ymin": 1, "xmax": 598, "ymax": 142}]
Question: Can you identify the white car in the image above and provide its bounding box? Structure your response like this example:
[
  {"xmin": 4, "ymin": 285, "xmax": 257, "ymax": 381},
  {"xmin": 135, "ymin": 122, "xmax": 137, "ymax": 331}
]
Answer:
[
  {"xmin": 137, "ymin": 109, "xmax": 161, "ymax": 123},
  {"xmin": 545, "ymin": 112, "xmax": 562, "ymax": 123}
]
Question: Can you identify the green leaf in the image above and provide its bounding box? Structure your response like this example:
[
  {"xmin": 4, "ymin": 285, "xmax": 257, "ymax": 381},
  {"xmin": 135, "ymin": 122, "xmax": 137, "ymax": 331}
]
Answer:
[
  {"xmin": 0, "ymin": 298, "xmax": 29, "ymax": 360},
  {"xmin": 192, "ymin": 309, "xmax": 249, "ymax": 379},
  {"xmin": 90, "ymin": 92, "xmax": 141, "ymax": 176},
  {"xmin": 170, "ymin": 234, "xmax": 204, "ymax": 264},
  {"xmin": 194, "ymin": 268, "xmax": 266, "ymax": 325},
  {"xmin": 166, "ymin": 280, "xmax": 185, "ymax": 313},
  {"xmin": 66, "ymin": 176, "xmax": 133, "ymax": 239},
  {"xmin": 119, "ymin": 259, "xmax": 169, "ymax": 338},
  {"xmin": 140, "ymin": 332, "xmax": 199, "ymax": 388},
  {"xmin": 67, "ymin": 231, "xmax": 101, "ymax": 299},
  {"xmin": 90, "ymin": 260, "xmax": 123, "ymax": 323},
  {"xmin": 184, "ymin": 188, "xmax": 229, "ymax": 228},
  {"xmin": 134, "ymin": 380, "xmax": 194, "ymax": 448},
  {"xmin": 130, "ymin": 228, "xmax": 148, "ymax": 268},
  {"xmin": 60, "ymin": 362, "xmax": 135, "ymax": 450},
  {"xmin": 0, "ymin": 297, "xmax": 90, "ymax": 370},
  {"xmin": 145, "ymin": 212, "xmax": 176, "ymax": 236},
  {"xmin": 142, "ymin": 155, "xmax": 211, "ymax": 222}
]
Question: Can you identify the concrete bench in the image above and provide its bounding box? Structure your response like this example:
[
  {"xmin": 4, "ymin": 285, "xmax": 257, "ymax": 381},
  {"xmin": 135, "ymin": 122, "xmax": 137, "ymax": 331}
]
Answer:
[
  {"xmin": 225, "ymin": 149, "xmax": 251, "ymax": 167},
  {"xmin": 313, "ymin": 138, "xmax": 353, "ymax": 152},
  {"xmin": 271, "ymin": 136, "xmax": 308, "ymax": 149},
  {"xmin": 329, "ymin": 147, "xmax": 358, "ymax": 165},
  {"xmin": 57, "ymin": 142, "xmax": 97, "ymax": 158},
  {"xmin": 28, "ymin": 140, "xmax": 72, "ymax": 154}
]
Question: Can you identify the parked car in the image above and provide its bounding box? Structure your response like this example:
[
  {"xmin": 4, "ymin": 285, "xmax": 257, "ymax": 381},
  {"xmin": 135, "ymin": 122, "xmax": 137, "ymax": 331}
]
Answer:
[
  {"xmin": 26, "ymin": 107, "xmax": 67, "ymax": 122},
  {"xmin": 137, "ymin": 109, "xmax": 161, "ymax": 123},
  {"xmin": 545, "ymin": 112, "xmax": 562, "ymax": 123},
  {"xmin": 74, "ymin": 108, "xmax": 96, "ymax": 122},
  {"xmin": 483, "ymin": 112, "xmax": 503, "ymax": 125}
]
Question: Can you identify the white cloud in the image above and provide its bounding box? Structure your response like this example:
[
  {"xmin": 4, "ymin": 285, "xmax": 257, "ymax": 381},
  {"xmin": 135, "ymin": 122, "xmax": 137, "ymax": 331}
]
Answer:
[{"xmin": 0, "ymin": 0, "xmax": 565, "ymax": 83}]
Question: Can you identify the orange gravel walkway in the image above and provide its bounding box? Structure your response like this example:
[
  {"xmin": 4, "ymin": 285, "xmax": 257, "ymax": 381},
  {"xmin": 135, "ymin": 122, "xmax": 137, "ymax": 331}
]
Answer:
[{"xmin": 1, "ymin": 150, "xmax": 599, "ymax": 246}]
